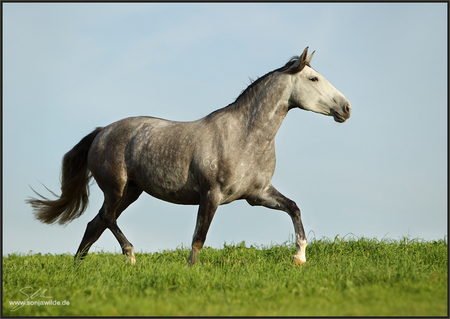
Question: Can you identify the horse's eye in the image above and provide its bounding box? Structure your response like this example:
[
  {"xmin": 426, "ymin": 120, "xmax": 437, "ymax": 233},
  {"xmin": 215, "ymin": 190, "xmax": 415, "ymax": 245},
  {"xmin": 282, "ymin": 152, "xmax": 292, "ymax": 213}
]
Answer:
[{"xmin": 310, "ymin": 77, "xmax": 318, "ymax": 82}]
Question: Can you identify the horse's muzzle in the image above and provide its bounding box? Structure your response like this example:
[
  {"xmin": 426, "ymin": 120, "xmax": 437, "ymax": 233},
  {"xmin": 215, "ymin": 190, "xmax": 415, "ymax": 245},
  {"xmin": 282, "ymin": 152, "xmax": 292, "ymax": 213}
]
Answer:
[{"xmin": 331, "ymin": 102, "xmax": 351, "ymax": 123}]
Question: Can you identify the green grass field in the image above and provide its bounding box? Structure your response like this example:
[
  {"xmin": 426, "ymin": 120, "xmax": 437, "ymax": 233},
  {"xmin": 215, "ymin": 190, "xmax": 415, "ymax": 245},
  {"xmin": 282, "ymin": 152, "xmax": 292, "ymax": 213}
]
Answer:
[{"xmin": 3, "ymin": 237, "xmax": 447, "ymax": 316}]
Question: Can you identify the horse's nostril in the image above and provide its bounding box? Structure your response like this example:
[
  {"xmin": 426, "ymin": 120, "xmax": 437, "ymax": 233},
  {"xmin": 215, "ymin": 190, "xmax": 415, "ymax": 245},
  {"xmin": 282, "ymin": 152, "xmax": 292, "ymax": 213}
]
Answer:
[{"xmin": 344, "ymin": 102, "xmax": 351, "ymax": 114}]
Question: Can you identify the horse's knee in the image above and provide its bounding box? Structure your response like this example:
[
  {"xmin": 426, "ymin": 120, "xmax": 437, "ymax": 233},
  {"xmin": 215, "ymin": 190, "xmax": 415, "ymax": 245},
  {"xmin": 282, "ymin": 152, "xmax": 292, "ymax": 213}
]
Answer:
[{"xmin": 286, "ymin": 198, "xmax": 298, "ymax": 210}]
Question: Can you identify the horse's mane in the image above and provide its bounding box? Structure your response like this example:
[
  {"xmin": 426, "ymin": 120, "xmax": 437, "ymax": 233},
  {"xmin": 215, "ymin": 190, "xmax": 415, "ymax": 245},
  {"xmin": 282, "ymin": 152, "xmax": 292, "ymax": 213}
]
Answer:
[
  {"xmin": 205, "ymin": 54, "xmax": 312, "ymax": 120},
  {"xmin": 232, "ymin": 55, "xmax": 310, "ymax": 106}
]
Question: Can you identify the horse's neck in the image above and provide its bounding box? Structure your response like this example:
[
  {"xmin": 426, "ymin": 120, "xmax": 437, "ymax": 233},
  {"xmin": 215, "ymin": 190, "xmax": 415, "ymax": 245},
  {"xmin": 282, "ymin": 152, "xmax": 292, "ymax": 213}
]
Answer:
[{"xmin": 237, "ymin": 73, "xmax": 291, "ymax": 143}]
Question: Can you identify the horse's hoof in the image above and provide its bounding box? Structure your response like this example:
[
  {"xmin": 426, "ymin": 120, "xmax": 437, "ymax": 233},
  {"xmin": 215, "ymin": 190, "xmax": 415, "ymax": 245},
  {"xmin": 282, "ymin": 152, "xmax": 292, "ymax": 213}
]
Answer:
[{"xmin": 293, "ymin": 257, "xmax": 305, "ymax": 266}]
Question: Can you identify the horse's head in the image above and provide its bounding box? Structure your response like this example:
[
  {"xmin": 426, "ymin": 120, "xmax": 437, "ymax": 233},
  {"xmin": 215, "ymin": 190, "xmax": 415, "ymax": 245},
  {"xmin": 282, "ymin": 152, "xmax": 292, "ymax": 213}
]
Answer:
[{"xmin": 286, "ymin": 47, "xmax": 351, "ymax": 123}]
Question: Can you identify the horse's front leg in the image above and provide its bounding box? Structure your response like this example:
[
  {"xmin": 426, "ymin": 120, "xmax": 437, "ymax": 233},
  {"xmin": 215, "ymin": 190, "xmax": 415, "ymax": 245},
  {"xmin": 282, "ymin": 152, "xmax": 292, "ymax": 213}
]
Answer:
[
  {"xmin": 247, "ymin": 184, "xmax": 307, "ymax": 265},
  {"xmin": 187, "ymin": 189, "xmax": 220, "ymax": 265}
]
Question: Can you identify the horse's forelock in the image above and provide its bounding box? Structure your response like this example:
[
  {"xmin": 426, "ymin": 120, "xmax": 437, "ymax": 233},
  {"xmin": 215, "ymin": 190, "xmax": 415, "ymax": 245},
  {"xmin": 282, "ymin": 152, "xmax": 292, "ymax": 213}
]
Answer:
[
  {"xmin": 284, "ymin": 47, "xmax": 315, "ymax": 74},
  {"xmin": 285, "ymin": 57, "xmax": 311, "ymax": 75}
]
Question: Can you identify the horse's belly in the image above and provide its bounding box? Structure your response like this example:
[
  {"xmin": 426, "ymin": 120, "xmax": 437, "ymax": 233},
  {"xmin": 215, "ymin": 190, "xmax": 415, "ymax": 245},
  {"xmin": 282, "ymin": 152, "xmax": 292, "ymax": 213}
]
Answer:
[
  {"xmin": 143, "ymin": 185, "xmax": 201, "ymax": 205},
  {"xmin": 130, "ymin": 167, "xmax": 200, "ymax": 205}
]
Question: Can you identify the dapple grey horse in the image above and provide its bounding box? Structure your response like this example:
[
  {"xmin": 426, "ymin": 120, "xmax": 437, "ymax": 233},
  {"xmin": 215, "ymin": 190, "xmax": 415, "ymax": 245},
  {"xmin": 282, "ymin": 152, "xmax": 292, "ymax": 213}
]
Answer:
[{"xmin": 27, "ymin": 47, "xmax": 351, "ymax": 265}]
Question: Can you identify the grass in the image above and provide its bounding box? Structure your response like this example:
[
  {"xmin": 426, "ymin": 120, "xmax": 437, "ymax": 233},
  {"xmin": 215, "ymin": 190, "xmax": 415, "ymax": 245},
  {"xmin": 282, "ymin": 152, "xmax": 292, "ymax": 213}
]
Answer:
[{"xmin": 2, "ymin": 237, "xmax": 447, "ymax": 316}]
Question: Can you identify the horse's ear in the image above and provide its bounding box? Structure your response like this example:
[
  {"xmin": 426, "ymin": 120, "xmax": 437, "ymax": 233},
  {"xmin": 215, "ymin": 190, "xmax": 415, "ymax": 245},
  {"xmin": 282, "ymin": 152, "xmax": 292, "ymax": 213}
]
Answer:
[
  {"xmin": 300, "ymin": 46, "xmax": 309, "ymax": 64},
  {"xmin": 305, "ymin": 50, "xmax": 315, "ymax": 64},
  {"xmin": 291, "ymin": 47, "xmax": 309, "ymax": 69}
]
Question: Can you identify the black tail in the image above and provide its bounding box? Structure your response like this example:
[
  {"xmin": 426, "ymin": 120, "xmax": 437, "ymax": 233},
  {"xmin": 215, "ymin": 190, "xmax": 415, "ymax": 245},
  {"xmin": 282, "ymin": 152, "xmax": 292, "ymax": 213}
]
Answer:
[{"xmin": 26, "ymin": 127, "xmax": 104, "ymax": 225}]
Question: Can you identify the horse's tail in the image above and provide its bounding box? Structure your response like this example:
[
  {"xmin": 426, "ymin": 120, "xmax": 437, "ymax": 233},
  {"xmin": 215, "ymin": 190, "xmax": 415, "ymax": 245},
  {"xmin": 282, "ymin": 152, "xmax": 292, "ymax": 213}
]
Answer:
[{"xmin": 27, "ymin": 127, "xmax": 104, "ymax": 225}]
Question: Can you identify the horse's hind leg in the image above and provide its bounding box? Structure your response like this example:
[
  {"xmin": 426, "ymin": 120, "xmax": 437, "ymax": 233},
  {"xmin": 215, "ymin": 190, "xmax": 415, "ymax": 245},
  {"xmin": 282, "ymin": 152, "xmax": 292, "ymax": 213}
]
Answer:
[
  {"xmin": 103, "ymin": 182, "xmax": 143, "ymax": 265},
  {"xmin": 247, "ymin": 184, "xmax": 307, "ymax": 265},
  {"xmin": 75, "ymin": 207, "xmax": 108, "ymax": 262},
  {"xmin": 108, "ymin": 221, "xmax": 136, "ymax": 264},
  {"xmin": 75, "ymin": 181, "xmax": 143, "ymax": 264}
]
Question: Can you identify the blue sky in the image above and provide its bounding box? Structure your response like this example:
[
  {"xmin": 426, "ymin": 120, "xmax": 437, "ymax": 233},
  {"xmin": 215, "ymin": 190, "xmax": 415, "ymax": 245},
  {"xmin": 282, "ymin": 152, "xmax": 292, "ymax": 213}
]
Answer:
[{"xmin": 3, "ymin": 3, "xmax": 447, "ymax": 256}]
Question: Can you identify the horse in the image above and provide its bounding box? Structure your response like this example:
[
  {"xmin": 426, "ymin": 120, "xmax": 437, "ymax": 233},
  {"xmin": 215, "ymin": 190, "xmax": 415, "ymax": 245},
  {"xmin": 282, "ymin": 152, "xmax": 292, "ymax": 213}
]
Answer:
[{"xmin": 27, "ymin": 47, "xmax": 351, "ymax": 266}]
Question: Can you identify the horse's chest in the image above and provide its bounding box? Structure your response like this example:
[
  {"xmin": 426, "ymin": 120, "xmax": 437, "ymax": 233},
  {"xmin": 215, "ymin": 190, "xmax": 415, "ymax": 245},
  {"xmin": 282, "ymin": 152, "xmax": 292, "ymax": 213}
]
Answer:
[{"xmin": 211, "ymin": 151, "xmax": 276, "ymax": 203}]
